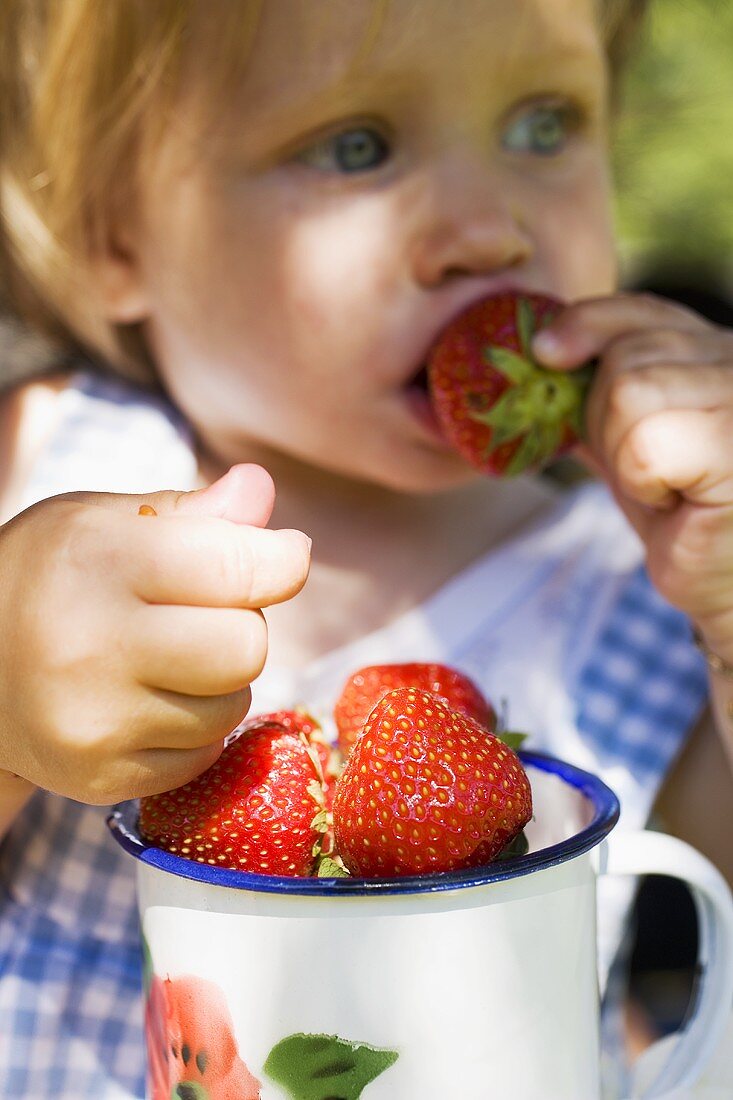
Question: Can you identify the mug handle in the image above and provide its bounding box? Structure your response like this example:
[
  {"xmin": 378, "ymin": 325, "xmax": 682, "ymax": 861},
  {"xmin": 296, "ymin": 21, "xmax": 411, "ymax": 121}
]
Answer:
[{"xmin": 598, "ymin": 829, "xmax": 733, "ymax": 1099}]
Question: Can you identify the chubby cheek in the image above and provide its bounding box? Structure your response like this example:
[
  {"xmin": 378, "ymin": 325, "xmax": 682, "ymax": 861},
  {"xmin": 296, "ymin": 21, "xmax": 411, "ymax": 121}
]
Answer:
[
  {"xmin": 262, "ymin": 193, "xmax": 405, "ymax": 379},
  {"xmin": 151, "ymin": 183, "xmax": 402, "ymax": 402},
  {"xmin": 531, "ymin": 167, "xmax": 617, "ymax": 302}
]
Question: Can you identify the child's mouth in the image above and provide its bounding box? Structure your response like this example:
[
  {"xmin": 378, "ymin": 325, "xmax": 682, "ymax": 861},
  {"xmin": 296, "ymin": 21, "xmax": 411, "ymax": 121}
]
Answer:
[
  {"xmin": 403, "ymin": 363, "xmax": 446, "ymax": 440},
  {"xmin": 410, "ymin": 364, "xmax": 430, "ymax": 394}
]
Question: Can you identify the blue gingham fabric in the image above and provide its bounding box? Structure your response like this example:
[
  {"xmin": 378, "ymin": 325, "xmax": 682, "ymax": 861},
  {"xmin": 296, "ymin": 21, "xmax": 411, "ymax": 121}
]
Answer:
[
  {"xmin": 0, "ymin": 371, "xmax": 710, "ymax": 1097},
  {"xmin": 0, "ymin": 884, "xmax": 144, "ymax": 1097},
  {"xmin": 577, "ymin": 563, "xmax": 709, "ymax": 792}
]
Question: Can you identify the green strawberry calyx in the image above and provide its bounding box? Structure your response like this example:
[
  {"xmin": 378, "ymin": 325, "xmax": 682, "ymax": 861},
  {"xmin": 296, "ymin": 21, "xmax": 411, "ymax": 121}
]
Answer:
[
  {"xmin": 496, "ymin": 729, "xmax": 527, "ymax": 751},
  {"xmin": 495, "ymin": 830, "xmax": 530, "ymax": 861},
  {"xmin": 469, "ymin": 297, "xmax": 594, "ymax": 476},
  {"xmin": 314, "ymin": 853, "xmax": 350, "ymax": 877},
  {"xmin": 493, "ymin": 696, "xmax": 528, "ymax": 751}
]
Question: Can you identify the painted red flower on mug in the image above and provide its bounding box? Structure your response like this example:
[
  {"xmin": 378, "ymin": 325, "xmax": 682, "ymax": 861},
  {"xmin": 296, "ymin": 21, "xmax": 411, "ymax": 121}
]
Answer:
[
  {"xmin": 145, "ymin": 973, "xmax": 261, "ymax": 1100},
  {"xmin": 144, "ymin": 973, "xmax": 171, "ymax": 1100}
]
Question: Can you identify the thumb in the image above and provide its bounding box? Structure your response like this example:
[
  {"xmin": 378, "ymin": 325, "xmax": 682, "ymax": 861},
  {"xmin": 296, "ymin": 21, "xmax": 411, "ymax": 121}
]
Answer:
[
  {"xmin": 60, "ymin": 464, "xmax": 276, "ymax": 528},
  {"xmin": 155, "ymin": 464, "xmax": 276, "ymax": 527}
]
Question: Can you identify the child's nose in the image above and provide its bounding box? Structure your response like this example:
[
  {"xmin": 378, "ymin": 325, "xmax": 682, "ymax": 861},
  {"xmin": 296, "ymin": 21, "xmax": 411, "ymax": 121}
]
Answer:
[{"xmin": 408, "ymin": 157, "xmax": 532, "ymax": 288}]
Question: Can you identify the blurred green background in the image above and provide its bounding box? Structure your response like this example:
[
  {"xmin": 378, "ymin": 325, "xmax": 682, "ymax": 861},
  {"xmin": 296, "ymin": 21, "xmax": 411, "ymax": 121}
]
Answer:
[{"xmin": 614, "ymin": 0, "xmax": 733, "ymax": 290}]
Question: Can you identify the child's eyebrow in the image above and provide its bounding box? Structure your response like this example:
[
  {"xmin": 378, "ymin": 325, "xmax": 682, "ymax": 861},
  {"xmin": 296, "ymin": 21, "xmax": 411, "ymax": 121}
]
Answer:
[
  {"xmin": 490, "ymin": 37, "xmax": 608, "ymax": 103},
  {"xmin": 222, "ymin": 27, "xmax": 606, "ymax": 159},
  {"xmin": 499, "ymin": 34, "xmax": 607, "ymax": 76},
  {"xmin": 246, "ymin": 42, "xmax": 601, "ymax": 124},
  {"xmin": 230, "ymin": 70, "xmax": 416, "ymax": 149},
  {"xmin": 241, "ymin": 68, "xmax": 414, "ymax": 122}
]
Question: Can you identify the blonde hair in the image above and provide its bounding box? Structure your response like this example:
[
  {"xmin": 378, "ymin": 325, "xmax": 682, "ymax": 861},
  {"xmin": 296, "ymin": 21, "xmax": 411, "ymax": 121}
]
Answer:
[{"xmin": 0, "ymin": 0, "xmax": 646, "ymax": 382}]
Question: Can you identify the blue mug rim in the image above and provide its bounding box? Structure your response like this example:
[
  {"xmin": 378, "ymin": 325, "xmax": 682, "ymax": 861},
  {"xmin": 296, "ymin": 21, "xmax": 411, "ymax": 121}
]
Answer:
[{"xmin": 107, "ymin": 750, "xmax": 620, "ymax": 897}]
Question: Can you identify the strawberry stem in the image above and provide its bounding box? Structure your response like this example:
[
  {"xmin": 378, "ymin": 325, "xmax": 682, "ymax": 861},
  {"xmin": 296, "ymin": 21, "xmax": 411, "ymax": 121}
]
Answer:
[{"xmin": 470, "ymin": 352, "xmax": 594, "ymax": 475}]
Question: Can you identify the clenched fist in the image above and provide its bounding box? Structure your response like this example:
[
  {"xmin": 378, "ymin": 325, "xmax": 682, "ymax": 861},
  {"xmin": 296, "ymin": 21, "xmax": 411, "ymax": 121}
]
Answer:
[
  {"xmin": 0, "ymin": 464, "xmax": 310, "ymax": 804},
  {"xmin": 534, "ymin": 292, "xmax": 733, "ymax": 662}
]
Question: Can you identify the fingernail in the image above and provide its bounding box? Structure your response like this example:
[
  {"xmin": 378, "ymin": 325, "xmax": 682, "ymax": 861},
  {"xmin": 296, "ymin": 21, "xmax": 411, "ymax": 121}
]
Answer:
[{"xmin": 532, "ymin": 331, "xmax": 562, "ymax": 364}]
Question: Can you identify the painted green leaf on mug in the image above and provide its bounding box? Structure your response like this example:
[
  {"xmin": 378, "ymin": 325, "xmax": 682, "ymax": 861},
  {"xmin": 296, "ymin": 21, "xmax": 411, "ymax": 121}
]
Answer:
[{"xmin": 263, "ymin": 1032, "xmax": 399, "ymax": 1099}]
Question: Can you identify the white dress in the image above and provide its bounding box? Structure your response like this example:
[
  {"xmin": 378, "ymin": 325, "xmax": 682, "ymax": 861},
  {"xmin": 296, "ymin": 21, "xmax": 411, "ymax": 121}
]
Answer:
[{"xmin": 0, "ymin": 371, "xmax": 708, "ymax": 1098}]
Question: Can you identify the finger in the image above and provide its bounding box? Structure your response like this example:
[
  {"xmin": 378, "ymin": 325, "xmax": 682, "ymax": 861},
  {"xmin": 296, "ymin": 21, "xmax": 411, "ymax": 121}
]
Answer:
[
  {"xmin": 533, "ymin": 293, "xmax": 712, "ymax": 370},
  {"xmin": 598, "ymin": 328, "xmax": 730, "ymax": 375},
  {"xmin": 101, "ymin": 743, "xmax": 227, "ymax": 800},
  {"xmin": 615, "ymin": 407, "xmax": 733, "ymax": 510},
  {"xmin": 129, "ymin": 683, "xmax": 253, "ymax": 752},
  {"xmin": 125, "ymin": 516, "xmax": 310, "ymax": 607},
  {"xmin": 59, "ymin": 464, "xmax": 276, "ymax": 528},
  {"xmin": 642, "ymin": 499, "xmax": 733, "ymax": 618},
  {"xmin": 129, "ymin": 604, "xmax": 268, "ymax": 695},
  {"xmin": 70, "ymin": 683, "xmax": 252, "ymax": 800},
  {"xmin": 587, "ymin": 361, "xmax": 733, "ymax": 470}
]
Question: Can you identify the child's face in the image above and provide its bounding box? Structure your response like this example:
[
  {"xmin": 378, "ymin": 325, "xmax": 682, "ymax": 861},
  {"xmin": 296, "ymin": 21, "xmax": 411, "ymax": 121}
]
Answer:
[{"xmin": 112, "ymin": 0, "xmax": 616, "ymax": 491}]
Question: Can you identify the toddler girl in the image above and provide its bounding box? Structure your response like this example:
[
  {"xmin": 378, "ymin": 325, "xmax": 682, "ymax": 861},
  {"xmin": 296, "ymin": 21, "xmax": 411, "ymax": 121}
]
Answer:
[{"xmin": 2, "ymin": 1, "xmax": 733, "ymax": 1096}]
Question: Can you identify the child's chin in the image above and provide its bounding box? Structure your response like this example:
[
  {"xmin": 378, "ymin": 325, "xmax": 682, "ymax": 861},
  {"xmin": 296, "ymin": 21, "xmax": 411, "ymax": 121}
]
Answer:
[{"xmin": 372, "ymin": 455, "xmax": 480, "ymax": 495}]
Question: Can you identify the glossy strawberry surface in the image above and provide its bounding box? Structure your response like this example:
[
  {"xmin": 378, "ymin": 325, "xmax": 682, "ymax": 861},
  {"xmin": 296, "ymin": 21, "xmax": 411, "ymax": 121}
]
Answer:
[
  {"xmin": 139, "ymin": 718, "xmax": 326, "ymax": 876},
  {"xmin": 332, "ymin": 687, "xmax": 532, "ymax": 877},
  {"xmin": 258, "ymin": 708, "xmax": 340, "ymax": 809},
  {"xmin": 334, "ymin": 662, "xmax": 495, "ymax": 758},
  {"xmin": 257, "ymin": 708, "xmax": 339, "ymax": 855}
]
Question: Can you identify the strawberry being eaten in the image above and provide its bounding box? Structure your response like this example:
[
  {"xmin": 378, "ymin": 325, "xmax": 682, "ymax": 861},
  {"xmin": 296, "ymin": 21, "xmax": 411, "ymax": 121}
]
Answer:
[{"xmin": 427, "ymin": 290, "xmax": 592, "ymax": 476}]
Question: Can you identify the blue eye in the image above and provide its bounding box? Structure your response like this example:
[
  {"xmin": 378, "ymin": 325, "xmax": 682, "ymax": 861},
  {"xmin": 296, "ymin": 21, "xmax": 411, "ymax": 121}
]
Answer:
[
  {"xmin": 502, "ymin": 104, "xmax": 577, "ymax": 156},
  {"xmin": 297, "ymin": 126, "xmax": 390, "ymax": 173}
]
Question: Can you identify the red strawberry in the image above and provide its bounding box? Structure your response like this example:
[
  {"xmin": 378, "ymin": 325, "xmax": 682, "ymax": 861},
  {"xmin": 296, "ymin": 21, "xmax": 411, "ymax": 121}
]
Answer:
[
  {"xmin": 139, "ymin": 718, "xmax": 327, "ymax": 876},
  {"xmin": 332, "ymin": 687, "xmax": 532, "ymax": 877},
  {"xmin": 256, "ymin": 708, "xmax": 340, "ymax": 856},
  {"xmin": 334, "ymin": 662, "xmax": 495, "ymax": 758},
  {"xmin": 428, "ymin": 291, "xmax": 592, "ymax": 476},
  {"xmin": 259, "ymin": 708, "xmax": 340, "ymax": 811}
]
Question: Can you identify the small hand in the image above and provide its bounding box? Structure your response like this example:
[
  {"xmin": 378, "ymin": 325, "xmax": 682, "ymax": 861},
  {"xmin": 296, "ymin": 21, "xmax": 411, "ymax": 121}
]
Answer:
[
  {"xmin": 534, "ymin": 293, "xmax": 733, "ymax": 657},
  {"xmin": 0, "ymin": 464, "xmax": 311, "ymax": 803}
]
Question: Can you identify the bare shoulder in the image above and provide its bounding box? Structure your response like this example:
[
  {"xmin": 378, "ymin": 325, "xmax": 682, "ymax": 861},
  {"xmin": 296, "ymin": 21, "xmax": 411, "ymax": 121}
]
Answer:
[
  {"xmin": 0, "ymin": 372, "xmax": 71, "ymax": 522},
  {"xmin": 654, "ymin": 709, "xmax": 733, "ymax": 887}
]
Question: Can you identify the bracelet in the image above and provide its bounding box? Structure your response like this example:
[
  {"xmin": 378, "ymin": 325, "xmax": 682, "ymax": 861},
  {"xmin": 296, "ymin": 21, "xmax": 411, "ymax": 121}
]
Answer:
[{"xmin": 693, "ymin": 628, "xmax": 733, "ymax": 680}]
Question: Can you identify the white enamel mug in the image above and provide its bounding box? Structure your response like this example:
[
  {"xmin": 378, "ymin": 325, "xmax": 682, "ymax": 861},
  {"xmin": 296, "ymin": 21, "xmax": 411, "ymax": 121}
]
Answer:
[{"xmin": 108, "ymin": 752, "xmax": 733, "ymax": 1100}]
